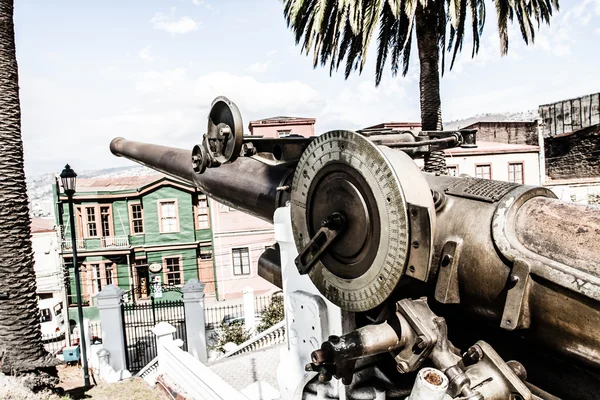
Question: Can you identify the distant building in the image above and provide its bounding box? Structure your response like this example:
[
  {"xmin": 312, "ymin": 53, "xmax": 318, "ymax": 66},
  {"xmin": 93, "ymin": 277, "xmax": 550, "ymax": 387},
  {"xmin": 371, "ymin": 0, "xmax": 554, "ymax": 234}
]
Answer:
[
  {"xmin": 53, "ymin": 174, "xmax": 215, "ymax": 304},
  {"xmin": 360, "ymin": 121, "xmax": 422, "ymax": 133},
  {"xmin": 459, "ymin": 121, "xmax": 539, "ymax": 146},
  {"xmin": 412, "ymin": 141, "xmax": 540, "ymax": 185},
  {"xmin": 442, "ymin": 141, "xmax": 541, "ymax": 185},
  {"xmin": 31, "ymin": 218, "xmax": 63, "ymax": 300},
  {"xmin": 539, "ymin": 92, "xmax": 600, "ymax": 205},
  {"xmin": 248, "ymin": 116, "xmax": 316, "ymax": 138}
]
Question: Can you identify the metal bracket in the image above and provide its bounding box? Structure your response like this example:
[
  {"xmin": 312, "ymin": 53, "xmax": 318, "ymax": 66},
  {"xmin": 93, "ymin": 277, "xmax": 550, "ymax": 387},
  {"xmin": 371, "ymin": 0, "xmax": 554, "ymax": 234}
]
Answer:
[
  {"xmin": 434, "ymin": 240, "xmax": 462, "ymax": 304},
  {"xmin": 405, "ymin": 204, "xmax": 433, "ymax": 282},
  {"xmin": 501, "ymin": 258, "xmax": 532, "ymax": 331},
  {"xmin": 464, "ymin": 341, "xmax": 532, "ymax": 400},
  {"xmin": 394, "ymin": 298, "xmax": 438, "ymax": 372}
]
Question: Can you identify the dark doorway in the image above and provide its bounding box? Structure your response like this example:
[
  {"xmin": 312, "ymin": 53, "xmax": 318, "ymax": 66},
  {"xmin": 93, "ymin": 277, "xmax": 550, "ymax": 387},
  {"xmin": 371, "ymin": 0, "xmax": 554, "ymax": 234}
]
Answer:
[{"xmin": 136, "ymin": 266, "xmax": 150, "ymax": 299}]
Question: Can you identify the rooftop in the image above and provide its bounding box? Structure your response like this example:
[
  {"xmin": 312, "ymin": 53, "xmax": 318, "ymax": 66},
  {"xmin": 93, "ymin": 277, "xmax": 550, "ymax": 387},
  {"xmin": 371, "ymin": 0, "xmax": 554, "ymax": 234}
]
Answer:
[
  {"xmin": 361, "ymin": 121, "xmax": 422, "ymax": 131},
  {"xmin": 445, "ymin": 140, "xmax": 539, "ymax": 156},
  {"xmin": 248, "ymin": 116, "xmax": 316, "ymax": 128},
  {"xmin": 75, "ymin": 174, "xmax": 166, "ymax": 192},
  {"xmin": 31, "ymin": 218, "xmax": 56, "ymax": 233}
]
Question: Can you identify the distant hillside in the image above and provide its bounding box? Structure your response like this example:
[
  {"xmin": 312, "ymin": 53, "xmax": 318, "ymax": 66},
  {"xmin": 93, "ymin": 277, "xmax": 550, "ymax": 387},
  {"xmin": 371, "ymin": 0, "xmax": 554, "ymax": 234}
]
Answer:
[{"xmin": 444, "ymin": 110, "xmax": 539, "ymax": 131}]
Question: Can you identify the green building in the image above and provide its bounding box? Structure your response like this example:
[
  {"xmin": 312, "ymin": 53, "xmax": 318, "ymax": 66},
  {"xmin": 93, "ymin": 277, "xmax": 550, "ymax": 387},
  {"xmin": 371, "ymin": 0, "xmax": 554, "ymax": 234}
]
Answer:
[{"xmin": 54, "ymin": 174, "xmax": 216, "ymax": 305}]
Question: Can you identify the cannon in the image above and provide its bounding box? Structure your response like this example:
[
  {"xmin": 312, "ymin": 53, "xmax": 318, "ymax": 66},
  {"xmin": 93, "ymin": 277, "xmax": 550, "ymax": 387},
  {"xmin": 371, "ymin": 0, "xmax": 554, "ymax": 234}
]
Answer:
[{"xmin": 111, "ymin": 96, "xmax": 600, "ymax": 399}]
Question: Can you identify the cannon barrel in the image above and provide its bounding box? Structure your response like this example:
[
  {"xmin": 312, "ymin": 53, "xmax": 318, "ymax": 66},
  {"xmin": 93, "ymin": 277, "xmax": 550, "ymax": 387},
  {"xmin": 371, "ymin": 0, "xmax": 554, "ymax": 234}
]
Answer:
[{"xmin": 110, "ymin": 137, "xmax": 291, "ymax": 222}]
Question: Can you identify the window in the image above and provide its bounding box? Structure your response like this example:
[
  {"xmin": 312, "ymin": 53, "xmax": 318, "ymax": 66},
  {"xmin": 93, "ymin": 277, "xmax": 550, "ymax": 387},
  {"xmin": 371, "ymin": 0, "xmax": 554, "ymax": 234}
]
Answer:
[
  {"xmin": 508, "ymin": 162, "xmax": 524, "ymax": 184},
  {"xmin": 164, "ymin": 257, "xmax": 183, "ymax": 286},
  {"xmin": 475, "ymin": 164, "xmax": 492, "ymax": 180},
  {"xmin": 277, "ymin": 129, "xmax": 292, "ymax": 138},
  {"xmin": 199, "ymin": 246, "xmax": 213, "ymax": 260},
  {"xmin": 91, "ymin": 264, "xmax": 101, "ymax": 293},
  {"xmin": 197, "ymin": 198, "xmax": 210, "ymax": 229},
  {"xmin": 232, "ymin": 247, "xmax": 251, "ymax": 276},
  {"xmin": 85, "ymin": 207, "xmax": 98, "ymax": 237},
  {"xmin": 130, "ymin": 203, "xmax": 144, "ymax": 234},
  {"xmin": 447, "ymin": 166, "xmax": 459, "ymax": 177},
  {"xmin": 159, "ymin": 200, "xmax": 179, "ymax": 233},
  {"xmin": 40, "ymin": 308, "xmax": 52, "ymax": 323},
  {"xmin": 100, "ymin": 206, "xmax": 111, "ymax": 237},
  {"xmin": 105, "ymin": 264, "xmax": 114, "ymax": 285}
]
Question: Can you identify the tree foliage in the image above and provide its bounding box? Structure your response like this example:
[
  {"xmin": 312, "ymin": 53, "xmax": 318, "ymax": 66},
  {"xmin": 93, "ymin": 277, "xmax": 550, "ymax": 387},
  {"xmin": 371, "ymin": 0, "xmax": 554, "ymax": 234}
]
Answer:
[
  {"xmin": 282, "ymin": 0, "xmax": 560, "ymax": 86},
  {"xmin": 214, "ymin": 322, "xmax": 251, "ymax": 353},
  {"xmin": 257, "ymin": 294, "xmax": 285, "ymax": 333}
]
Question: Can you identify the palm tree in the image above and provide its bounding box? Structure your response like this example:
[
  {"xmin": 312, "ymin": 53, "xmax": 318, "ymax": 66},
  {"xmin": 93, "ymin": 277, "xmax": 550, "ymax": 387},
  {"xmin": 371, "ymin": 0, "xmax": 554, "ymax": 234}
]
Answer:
[
  {"xmin": 283, "ymin": 0, "xmax": 559, "ymax": 172},
  {"xmin": 0, "ymin": 0, "xmax": 58, "ymax": 376}
]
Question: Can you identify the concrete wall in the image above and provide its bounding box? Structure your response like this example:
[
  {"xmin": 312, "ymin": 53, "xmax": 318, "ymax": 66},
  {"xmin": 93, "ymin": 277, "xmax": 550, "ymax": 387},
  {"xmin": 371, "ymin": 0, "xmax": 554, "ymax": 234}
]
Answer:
[
  {"xmin": 540, "ymin": 92, "xmax": 600, "ymax": 137},
  {"xmin": 545, "ymin": 124, "xmax": 600, "ymax": 181}
]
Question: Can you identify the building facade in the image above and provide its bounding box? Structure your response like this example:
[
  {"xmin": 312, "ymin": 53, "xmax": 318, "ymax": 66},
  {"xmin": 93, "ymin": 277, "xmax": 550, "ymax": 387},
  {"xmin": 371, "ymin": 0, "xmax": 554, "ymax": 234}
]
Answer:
[
  {"xmin": 31, "ymin": 218, "xmax": 63, "ymax": 300},
  {"xmin": 54, "ymin": 174, "xmax": 215, "ymax": 304},
  {"xmin": 441, "ymin": 141, "xmax": 541, "ymax": 185}
]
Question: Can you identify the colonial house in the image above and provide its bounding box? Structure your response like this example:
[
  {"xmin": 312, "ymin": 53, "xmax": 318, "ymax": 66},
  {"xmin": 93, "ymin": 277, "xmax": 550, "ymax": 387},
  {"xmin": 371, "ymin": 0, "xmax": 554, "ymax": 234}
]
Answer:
[{"xmin": 53, "ymin": 174, "xmax": 215, "ymax": 304}]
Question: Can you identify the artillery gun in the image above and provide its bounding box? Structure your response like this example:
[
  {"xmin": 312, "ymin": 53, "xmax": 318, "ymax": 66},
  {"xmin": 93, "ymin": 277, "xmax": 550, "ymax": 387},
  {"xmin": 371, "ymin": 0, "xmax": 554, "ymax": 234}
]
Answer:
[{"xmin": 111, "ymin": 96, "xmax": 600, "ymax": 400}]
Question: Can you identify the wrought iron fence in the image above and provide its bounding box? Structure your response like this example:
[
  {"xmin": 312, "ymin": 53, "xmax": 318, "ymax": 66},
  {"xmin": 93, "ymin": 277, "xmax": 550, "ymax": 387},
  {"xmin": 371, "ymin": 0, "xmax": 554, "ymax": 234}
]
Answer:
[
  {"xmin": 122, "ymin": 298, "xmax": 186, "ymax": 373},
  {"xmin": 204, "ymin": 303, "xmax": 245, "ymax": 330},
  {"xmin": 42, "ymin": 321, "xmax": 103, "ymax": 356}
]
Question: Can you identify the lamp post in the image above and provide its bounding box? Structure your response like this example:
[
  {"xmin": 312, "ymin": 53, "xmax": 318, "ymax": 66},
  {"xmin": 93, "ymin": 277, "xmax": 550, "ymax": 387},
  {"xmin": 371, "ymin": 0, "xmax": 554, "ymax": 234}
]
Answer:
[{"xmin": 60, "ymin": 164, "xmax": 90, "ymax": 387}]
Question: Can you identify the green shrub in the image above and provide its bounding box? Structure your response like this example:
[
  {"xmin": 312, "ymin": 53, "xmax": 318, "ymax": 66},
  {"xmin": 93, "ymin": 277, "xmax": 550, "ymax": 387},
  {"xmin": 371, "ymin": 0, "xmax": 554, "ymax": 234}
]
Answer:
[
  {"xmin": 214, "ymin": 322, "xmax": 251, "ymax": 352},
  {"xmin": 257, "ymin": 294, "xmax": 284, "ymax": 333}
]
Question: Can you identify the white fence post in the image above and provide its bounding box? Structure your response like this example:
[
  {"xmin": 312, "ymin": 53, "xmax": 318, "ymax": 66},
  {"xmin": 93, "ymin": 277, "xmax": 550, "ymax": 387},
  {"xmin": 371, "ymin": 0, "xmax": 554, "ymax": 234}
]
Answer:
[
  {"xmin": 152, "ymin": 322, "xmax": 176, "ymax": 375},
  {"xmin": 96, "ymin": 285, "xmax": 127, "ymax": 373},
  {"xmin": 243, "ymin": 286, "xmax": 256, "ymax": 332},
  {"xmin": 182, "ymin": 279, "xmax": 208, "ymax": 363}
]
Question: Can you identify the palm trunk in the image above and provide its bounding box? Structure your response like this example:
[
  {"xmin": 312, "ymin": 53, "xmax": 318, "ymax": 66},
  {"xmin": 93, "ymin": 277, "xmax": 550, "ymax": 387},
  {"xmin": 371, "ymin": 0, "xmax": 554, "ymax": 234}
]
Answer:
[
  {"xmin": 415, "ymin": 1, "xmax": 447, "ymax": 174},
  {"xmin": 0, "ymin": 0, "xmax": 58, "ymax": 374}
]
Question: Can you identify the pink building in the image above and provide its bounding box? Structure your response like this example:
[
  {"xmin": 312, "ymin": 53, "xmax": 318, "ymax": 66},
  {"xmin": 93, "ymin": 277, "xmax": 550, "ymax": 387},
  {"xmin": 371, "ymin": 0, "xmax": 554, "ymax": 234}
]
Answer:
[
  {"xmin": 248, "ymin": 116, "xmax": 316, "ymax": 138},
  {"xmin": 210, "ymin": 116, "xmax": 316, "ymax": 300}
]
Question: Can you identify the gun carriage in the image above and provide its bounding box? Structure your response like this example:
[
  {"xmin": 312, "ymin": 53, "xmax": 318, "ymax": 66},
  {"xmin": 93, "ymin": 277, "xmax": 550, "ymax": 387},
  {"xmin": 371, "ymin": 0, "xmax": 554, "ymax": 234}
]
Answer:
[{"xmin": 111, "ymin": 96, "xmax": 600, "ymax": 400}]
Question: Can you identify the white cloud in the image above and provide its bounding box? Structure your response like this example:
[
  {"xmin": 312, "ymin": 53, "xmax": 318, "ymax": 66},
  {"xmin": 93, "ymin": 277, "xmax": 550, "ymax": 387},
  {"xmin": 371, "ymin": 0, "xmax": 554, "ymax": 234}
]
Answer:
[
  {"xmin": 267, "ymin": 49, "xmax": 278, "ymax": 56},
  {"xmin": 245, "ymin": 61, "xmax": 271, "ymax": 73},
  {"xmin": 595, "ymin": 28, "xmax": 600, "ymax": 35},
  {"xmin": 150, "ymin": 13, "xmax": 199, "ymax": 34},
  {"xmin": 139, "ymin": 45, "xmax": 153, "ymax": 61},
  {"xmin": 192, "ymin": 0, "xmax": 212, "ymax": 8}
]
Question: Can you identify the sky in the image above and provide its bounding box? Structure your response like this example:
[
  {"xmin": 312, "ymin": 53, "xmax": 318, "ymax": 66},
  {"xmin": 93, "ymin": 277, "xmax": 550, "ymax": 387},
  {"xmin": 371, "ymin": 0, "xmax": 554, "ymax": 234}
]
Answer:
[{"xmin": 13, "ymin": 0, "xmax": 600, "ymax": 177}]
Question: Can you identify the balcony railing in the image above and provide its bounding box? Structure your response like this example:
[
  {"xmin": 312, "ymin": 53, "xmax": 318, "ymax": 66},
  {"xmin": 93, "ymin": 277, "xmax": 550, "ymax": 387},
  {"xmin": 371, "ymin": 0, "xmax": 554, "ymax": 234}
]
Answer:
[
  {"xmin": 60, "ymin": 235, "xmax": 130, "ymax": 251},
  {"xmin": 101, "ymin": 236, "xmax": 129, "ymax": 248},
  {"xmin": 61, "ymin": 238, "xmax": 85, "ymax": 250}
]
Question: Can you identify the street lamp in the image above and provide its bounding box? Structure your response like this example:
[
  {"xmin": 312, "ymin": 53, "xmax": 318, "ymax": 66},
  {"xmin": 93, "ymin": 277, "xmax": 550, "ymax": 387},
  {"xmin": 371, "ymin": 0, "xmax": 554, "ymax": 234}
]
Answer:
[{"xmin": 60, "ymin": 164, "xmax": 90, "ymax": 387}]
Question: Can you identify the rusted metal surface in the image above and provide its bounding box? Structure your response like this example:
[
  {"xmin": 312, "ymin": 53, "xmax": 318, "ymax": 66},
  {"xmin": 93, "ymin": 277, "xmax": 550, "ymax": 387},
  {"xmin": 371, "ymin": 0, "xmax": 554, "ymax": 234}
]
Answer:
[
  {"xmin": 110, "ymin": 137, "xmax": 292, "ymax": 222},
  {"xmin": 515, "ymin": 197, "xmax": 600, "ymax": 281}
]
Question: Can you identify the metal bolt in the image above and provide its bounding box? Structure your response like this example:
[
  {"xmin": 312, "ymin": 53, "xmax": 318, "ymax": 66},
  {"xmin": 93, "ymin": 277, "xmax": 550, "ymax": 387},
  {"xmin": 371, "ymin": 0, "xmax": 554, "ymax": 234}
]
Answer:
[
  {"xmin": 305, "ymin": 363, "xmax": 313, "ymax": 372},
  {"xmin": 463, "ymin": 345, "xmax": 484, "ymax": 366},
  {"xmin": 506, "ymin": 360, "xmax": 527, "ymax": 381},
  {"xmin": 412, "ymin": 240, "xmax": 420, "ymax": 249},
  {"xmin": 396, "ymin": 361, "xmax": 409, "ymax": 374},
  {"xmin": 328, "ymin": 335, "xmax": 340, "ymax": 344}
]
